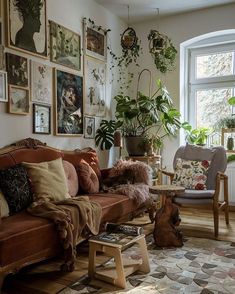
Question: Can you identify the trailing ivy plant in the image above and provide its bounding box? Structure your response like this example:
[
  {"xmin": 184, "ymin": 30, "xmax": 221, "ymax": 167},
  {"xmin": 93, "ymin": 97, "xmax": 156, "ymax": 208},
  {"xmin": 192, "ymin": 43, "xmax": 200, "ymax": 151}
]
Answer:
[{"xmin": 148, "ymin": 30, "xmax": 177, "ymax": 73}]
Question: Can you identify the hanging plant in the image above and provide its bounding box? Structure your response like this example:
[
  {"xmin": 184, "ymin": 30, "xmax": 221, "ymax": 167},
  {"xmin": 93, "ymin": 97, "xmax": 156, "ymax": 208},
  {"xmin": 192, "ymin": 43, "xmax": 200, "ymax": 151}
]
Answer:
[{"xmin": 148, "ymin": 30, "xmax": 177, "ymax": 73}]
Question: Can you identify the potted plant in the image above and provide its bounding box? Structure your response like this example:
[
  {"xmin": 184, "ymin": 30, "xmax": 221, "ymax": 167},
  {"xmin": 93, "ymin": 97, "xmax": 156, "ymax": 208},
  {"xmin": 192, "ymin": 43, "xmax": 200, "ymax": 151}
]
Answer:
[
  {"xmin": 182, "ymin": 122, "xmax": 212, "ymax": 145},
  {"xmin": 113, "ymin": 79, "xmax": 181, "ymax": 155}
]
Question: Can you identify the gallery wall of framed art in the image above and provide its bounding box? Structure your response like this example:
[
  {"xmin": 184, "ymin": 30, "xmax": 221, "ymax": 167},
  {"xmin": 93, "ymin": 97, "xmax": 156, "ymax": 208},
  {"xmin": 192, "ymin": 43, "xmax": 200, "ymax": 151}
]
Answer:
[{"xmin": 0, "ymin": 0, "xmax": 124, "ymax": 153}]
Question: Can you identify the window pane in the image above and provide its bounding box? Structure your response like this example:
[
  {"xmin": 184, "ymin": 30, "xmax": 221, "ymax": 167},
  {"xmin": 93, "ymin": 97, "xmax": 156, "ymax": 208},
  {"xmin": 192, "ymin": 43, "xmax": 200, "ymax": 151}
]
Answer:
[
  {"xmin": 196, "ymin": 52, "xmax": 234, "ymax": 79},
  {"xmin": 196, "ymin": 88, "xmax": 232, "ymax": 128}
]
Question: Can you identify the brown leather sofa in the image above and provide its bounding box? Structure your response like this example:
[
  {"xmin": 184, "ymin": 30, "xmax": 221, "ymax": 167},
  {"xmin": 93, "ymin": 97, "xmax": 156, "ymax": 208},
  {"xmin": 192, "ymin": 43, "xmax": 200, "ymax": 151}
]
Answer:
[{"xmin": 0, "ymin": 138, "xmax": 149, "ymax": 288}]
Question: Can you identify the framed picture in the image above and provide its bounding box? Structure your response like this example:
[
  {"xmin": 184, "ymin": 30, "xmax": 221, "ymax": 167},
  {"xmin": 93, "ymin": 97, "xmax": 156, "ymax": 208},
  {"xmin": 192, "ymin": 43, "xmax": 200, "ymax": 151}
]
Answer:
[
  {"xmin": 55, "ymin": 69, "xmax": 83, "ymax": 136},
  {"xmin": 84, "ymin": 56, "xmax": 106, "ymax": 117},
  {"xmin": 50, "ymin": 21, "xmax": 81, "ymax": 71},
  {"xmin": 84, "ymin": 116, "xmax": 95, "ymax": 139},
  {"xmin": 8, "ymin": 85, "xmax": 29, "ymax": 114},
  {"xmin": 6, "ymin": 53, "xmax": 29, "ymax": 87},
  {"xmin": 31, "ymin": 61, "xmax": 52, "ymax": 104},
  {"xmin": 33, "ymin": 103, "xmax": 51, "ymax": 134},
  {"xmin": 83, "ymin": 18, "xmax": 107, "ymax": 61},
  {"xmin": 0, "ymin": 71, "xmax": 8, "ymax": 102},
  {"xmin": 0, "ymin": 45, "xmax": 5, "ymax": 70},
  {"xmin": 6, "ymin": 0, "xmax": 47, "ymax": 58}
]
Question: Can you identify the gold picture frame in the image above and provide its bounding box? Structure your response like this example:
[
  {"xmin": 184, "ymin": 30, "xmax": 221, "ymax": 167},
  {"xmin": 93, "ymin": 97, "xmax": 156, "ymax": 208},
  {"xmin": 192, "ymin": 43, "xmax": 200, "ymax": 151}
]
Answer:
[
  {"xmin": 6, "ymin": 0, "xmax": 48, "ymax": 58},
  {"xmin": 54, "ymin": 68, "xmax": 83, "ymax": 136},
  {"xmin": 8, "ymin": 85, "xmax": 30, "ymax": 115}
]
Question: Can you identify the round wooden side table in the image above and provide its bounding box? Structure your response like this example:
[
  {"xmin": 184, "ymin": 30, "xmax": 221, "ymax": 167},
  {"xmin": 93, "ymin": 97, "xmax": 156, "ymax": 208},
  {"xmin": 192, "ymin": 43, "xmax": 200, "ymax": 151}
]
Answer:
[{"xmin": 148, "ymin": 185, "xmax": 185, "ymax": 221}]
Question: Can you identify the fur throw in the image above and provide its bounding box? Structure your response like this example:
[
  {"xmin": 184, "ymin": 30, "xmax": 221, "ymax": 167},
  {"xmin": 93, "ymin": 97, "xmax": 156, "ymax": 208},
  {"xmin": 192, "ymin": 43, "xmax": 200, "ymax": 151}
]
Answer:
[
  {"xmin": 102, "ymin": 160, "xmax": 152, "ymax": 204},
  {"xmin": 107, "ymin": 159, "xmax": 152, "ymax": 185}
]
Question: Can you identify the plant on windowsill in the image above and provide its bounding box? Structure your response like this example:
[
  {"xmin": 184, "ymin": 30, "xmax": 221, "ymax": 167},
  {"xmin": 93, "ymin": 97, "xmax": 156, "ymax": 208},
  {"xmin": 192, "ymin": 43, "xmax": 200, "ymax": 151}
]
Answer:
[{"xmin": 181, "ymin": 122, "xmax": 212, "ymax": 146}]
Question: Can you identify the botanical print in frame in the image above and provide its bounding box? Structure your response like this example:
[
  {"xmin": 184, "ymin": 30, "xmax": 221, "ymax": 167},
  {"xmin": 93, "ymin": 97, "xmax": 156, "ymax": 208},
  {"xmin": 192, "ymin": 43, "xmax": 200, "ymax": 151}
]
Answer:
[
  {"xmin": 7, "ymin": 0, "xmax": 47, "ymax": 58},
  {"xmin": 6, "ymin": 53, "xmax": 28, "ymax": 87},
  {"xmin": 0, "ymin": 71, "xmax": 8, "ymax": 102},
  {"xmin": 55, "ymin": 69, "xmax": 83, "ymax": 136},
  {"xmin": 84, "ymin": 56, "xmax": 106, "ymax": 117},
  {"xmin": 31, "ymin": 61, "xmax": 52, "ymax": 104},
  {"xmin": 50, "ymin": 21, "xmax": 81, "ymax": 71},
  {"xmin": 83, "ymin": 18, "xmax": 107, "ymax": 61},
  {"xmin": 9, "ymin": 85, "xmax": 29, "ymax": 114},
  {"xmin": 33, "ymin": 103, "xmax": 51, "ymax": 134},
  {"xmin": 84, "ymin": 116, "xmax": 95, "ymax": 139}
]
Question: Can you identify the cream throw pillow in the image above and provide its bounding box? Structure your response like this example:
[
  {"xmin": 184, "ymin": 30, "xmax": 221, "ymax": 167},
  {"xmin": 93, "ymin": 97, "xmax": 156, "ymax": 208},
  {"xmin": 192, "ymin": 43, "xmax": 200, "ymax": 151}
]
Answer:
[
  {"xmin": 0, "ymin": 190, "xmax": 10, "ymax": 218},
  {"xmin": 23, "ymin": 158, "xmax": 70, "ymax": 202}
]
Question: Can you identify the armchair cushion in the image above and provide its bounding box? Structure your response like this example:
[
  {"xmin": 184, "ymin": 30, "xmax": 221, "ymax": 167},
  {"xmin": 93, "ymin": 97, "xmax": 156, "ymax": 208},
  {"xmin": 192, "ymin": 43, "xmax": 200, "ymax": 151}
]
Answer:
[{"xmin": 172, "ymin": 158, "xmax": 210, "ymax": 190}]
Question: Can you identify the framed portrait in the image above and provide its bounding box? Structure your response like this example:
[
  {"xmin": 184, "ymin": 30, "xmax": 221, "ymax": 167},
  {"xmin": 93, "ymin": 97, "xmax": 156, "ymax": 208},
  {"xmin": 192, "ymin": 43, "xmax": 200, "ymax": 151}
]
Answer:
[
  {"xmin": 83, "ymin": 18, "xmax": 107, "ymax": 61},
  {"xmin": 33, "ymin": 103, "xmax": 51, "ymax": 134},
  {"xmin": 6, "ymin": 53, "xmax": 29, "ymax": 87},
  {"xmin": 0, "ymin": 71, "xmax": 8, "ymax": 102},
  {"xmin": 84, "ymin": 56, "xmax": 106, "ymax": 117},
  {"xmin": 50, "ymin": 21, "xmax": 81, "ymax": 71},
  {"xmin": 6, "ymin": 0, "xmax": 47, "ymax": 58},
  {"xmin": 84, "ymin": 116, "xmax": 95, "ymax": 139},
  {"xmin": 55, "ymin": 69, "xmax": 83, "ymax": 136},
  {"xmin": 8, "ymin": 85, "xmax": 30, "ymax": 114},
  {"xmin": 31, "ymin": 61, "xmax": 52, "ymax": 104}
]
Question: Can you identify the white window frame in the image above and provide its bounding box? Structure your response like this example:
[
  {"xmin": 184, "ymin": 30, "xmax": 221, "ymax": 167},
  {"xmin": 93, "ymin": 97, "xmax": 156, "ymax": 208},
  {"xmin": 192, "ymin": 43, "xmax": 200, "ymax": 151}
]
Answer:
[{"xmin": 188, "ymin": 43, "xmax": 235, "ymax": 128}]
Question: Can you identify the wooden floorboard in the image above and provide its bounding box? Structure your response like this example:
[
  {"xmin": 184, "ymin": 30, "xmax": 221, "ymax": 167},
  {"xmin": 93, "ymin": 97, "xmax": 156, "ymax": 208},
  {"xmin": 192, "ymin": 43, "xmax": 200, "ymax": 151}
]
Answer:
[{"xmin": 2, "ymin": 208, "xmax": 235, "ymax": 294}]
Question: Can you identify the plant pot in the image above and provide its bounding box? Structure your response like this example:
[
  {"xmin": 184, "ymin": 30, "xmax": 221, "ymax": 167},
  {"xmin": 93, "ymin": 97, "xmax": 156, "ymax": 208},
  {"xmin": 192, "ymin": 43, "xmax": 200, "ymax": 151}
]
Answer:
[
  {"xmin": 125, "ymin": 136, "xmax": 146, "ymax": 156},
  {"xmin": 227, "ymin": 137, "xmax": 234, "ymax": 151}
]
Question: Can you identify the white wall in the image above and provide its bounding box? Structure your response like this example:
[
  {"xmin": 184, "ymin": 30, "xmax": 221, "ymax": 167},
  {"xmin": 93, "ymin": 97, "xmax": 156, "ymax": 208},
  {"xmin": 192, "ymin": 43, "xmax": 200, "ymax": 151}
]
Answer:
[
  {"xmin": 132, "ymin": 3, "xmax": 235, "ymax": 169},
  {"xmin": 0, "ymin": 0, "xmax": 125, "ymax": 168}
]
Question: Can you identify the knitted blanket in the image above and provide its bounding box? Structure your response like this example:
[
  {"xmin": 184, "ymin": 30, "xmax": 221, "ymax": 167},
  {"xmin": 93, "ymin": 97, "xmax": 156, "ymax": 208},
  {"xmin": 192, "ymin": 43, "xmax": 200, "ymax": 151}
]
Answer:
[{"xmin": 27, "ymin": 196, "xmax": 102, "ymax": 271}]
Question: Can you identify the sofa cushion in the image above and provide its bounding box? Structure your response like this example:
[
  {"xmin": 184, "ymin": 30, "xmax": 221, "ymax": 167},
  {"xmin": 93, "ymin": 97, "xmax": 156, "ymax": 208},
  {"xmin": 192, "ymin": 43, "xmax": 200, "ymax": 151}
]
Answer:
[
  {"xmin": 0, "ymin": 164, "xmax": 33, "ymax": 214},
  {"xmin": 23, "ymin": 158, "xmax": 70, "ymax": 202},
  {"xmin": 63, "ymin": 148, "xmax": 101, "ymax": 180},
  {"xmin": 0, "ymin": 190, "xmax": 9, "ymax": 218},
  {"xmin": 0, "ymin": 211, "xmax": 61, "ymax": 267},
  {"xmin": 63, "ymin": 160, "xmax": 79, "ymax": 197},
  {"xmin": 76, "ymin": 160, "xmax": 99, "ymax": 194}
]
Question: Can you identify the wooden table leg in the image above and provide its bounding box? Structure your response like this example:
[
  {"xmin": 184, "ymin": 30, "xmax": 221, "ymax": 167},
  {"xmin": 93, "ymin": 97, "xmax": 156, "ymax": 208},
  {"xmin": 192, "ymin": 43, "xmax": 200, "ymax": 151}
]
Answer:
[
  {"xmin": 112, "ymin": 247, "xmax": 126, "ymax": 289},
  {"xmin": 88, "ymin": 243, "xmax": 96, "ymax": 278},
  {"xmin": 137, "ymin": 237, "xmax": 150, "ymax": 273}
]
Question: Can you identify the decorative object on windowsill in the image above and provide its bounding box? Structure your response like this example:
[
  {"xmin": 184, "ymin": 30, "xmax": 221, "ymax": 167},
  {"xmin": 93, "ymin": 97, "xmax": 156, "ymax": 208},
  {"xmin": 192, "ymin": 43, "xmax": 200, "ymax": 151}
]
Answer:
[
  {"xmin": 148, "ymin": 9, "xmax": 177, "ymax": 74},
  {"xmin": 181, "ymin": 122, "xmax": 212, "ymax": 146},
  {"xmin": 227, "ymin": 137, "xmax": 234, "ymax": 151}
]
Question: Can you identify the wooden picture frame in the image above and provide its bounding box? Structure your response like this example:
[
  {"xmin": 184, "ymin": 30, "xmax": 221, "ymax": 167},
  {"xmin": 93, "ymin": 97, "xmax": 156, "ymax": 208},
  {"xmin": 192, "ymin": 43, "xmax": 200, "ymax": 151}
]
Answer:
[
  {"xmin": 6, "ymin": 52, "xmax": 29, "ymax": 87},
  {"xmin": 33, "ymin": 103, "xmax": 51, "ymax": 134},
  {"xmin": 0, "ymin": 71, "xmax": 8, "ymax": 102},
  {"xmin": 83, "ymin": 18, "xmax": 107, "ymax": 61},
  {"xmin": 84, "ymin": 116, "xmax": 95, "ymax": 139},
  {"xmin": 54, "ymin": 69, "xmax": 83, "ymax": 136},
  {"xmin": 50, "ymin": 20, "xmax": 81, "ymax": 71},
  {"xmin": 0, "ymin": 45, "xmax": 5, "ymax": 70},
  {"xmin": 6, "ymin": 0, "xmax": 47, "ymax": 58},
  {"xmin": 84, "ymin": 55, "xmax": 106, "ymax": 117},
  {"xmin": 31, "ymin": 61, "xmax": 52, "ymax": 104},
  {"xmin": 8, "ymin": 85, "xmax": 29, "ymax": 114}
]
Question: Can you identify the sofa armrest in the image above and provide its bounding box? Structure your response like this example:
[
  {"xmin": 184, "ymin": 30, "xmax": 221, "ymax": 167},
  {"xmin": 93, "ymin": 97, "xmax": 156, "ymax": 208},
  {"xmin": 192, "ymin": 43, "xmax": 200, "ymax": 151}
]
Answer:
[{"xmin": 160, "ymin": 169, "xmax": 175, "ymax": 183}]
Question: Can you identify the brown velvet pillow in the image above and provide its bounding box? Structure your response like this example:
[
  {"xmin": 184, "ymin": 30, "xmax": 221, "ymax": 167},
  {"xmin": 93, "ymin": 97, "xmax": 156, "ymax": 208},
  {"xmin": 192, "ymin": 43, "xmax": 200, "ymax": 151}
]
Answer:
[{"xmin": 76, "ymin": 159, "xmax": 99, "ymax": 194}]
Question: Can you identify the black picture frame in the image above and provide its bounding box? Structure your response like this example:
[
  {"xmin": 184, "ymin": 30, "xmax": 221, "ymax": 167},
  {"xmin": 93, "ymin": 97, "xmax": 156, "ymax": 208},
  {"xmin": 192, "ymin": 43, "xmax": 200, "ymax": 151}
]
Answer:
[
  {"xmin": 33, "ymin": 103, "xmax": 51, "ymax": 134},
  {"xmin": 84, "ymin": 116, "xmax": 95, "ymax": 139}
]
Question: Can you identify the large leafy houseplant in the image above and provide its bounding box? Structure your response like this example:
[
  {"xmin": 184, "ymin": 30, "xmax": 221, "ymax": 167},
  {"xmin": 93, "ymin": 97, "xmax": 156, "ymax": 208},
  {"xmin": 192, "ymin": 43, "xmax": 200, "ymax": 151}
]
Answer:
[{"xmin": 182, "ymin": 122, "xmax": 212, "ymax": 145}]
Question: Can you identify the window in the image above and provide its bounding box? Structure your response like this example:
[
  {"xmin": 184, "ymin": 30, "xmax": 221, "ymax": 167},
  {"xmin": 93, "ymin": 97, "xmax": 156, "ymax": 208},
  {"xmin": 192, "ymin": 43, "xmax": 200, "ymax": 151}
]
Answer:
[{"xmin": 188, "ymin": 43, "xmax": 235, "ymax": 129}]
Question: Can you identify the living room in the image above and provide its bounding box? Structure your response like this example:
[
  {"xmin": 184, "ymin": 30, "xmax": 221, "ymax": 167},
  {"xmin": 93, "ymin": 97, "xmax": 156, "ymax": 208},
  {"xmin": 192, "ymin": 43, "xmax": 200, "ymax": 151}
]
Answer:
[{"xmin": 0, "ymin": 0, "xmax": 235, "ymax": 293}]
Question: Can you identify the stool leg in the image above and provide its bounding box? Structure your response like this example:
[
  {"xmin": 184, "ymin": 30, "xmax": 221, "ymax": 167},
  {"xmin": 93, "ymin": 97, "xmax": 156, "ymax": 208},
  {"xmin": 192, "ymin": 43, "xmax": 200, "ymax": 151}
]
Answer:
[
  {"xmin": 88, "ymin": 243, "xmax": 96, "ymax": 278},
  {"xmin": 137, "ymin": 238, "xmax": 150, "ymax": 273},
  {"xmin": 112, "ymin": 248, "xmax": 126, "ymax": 289}
]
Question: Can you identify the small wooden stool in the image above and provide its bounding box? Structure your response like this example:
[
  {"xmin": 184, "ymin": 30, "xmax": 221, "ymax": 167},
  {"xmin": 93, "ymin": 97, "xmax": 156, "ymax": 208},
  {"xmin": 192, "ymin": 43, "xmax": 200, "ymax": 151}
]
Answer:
[{"xmin": 88, "ymin": 234, "xmax": 150, "ymax": 289}]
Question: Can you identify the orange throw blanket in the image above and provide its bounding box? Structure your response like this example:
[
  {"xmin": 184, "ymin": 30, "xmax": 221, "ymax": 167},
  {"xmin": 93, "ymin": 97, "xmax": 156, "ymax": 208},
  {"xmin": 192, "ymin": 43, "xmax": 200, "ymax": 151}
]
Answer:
[{"xmin": 27, "ymin": 196, "xmax": 102, "ymax": 271}]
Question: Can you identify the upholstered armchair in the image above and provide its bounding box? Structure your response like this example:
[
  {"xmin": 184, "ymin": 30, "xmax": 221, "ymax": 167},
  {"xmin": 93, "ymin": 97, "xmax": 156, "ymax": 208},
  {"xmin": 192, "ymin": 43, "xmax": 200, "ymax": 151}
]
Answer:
[{"xmin": 161, "ymin": 144, "xmax": 229, "ymax": 238}]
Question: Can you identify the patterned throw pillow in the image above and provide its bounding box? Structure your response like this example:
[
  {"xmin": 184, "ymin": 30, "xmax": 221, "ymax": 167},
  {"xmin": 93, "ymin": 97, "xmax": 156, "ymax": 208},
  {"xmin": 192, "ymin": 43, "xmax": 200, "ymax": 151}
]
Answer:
[
  {"xmin": 172, "ymin": 159, "xmax": 210, "ymax": 190},
  {"xmin": 0, "ymin": 164, "xmax": 33, "ymax": 214}
]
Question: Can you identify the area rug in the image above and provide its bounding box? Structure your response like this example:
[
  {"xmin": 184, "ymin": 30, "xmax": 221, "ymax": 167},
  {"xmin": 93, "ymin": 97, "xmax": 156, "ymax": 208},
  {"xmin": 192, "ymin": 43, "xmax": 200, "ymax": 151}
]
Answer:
[{"xmin": 60, "ymin": 236, "xmax": 235, "ymax": 294}]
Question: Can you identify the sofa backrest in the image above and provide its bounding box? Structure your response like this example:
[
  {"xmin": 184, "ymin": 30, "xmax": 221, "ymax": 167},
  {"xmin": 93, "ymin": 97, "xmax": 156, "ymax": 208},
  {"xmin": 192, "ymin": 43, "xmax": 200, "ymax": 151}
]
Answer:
[{"xmin": 0, "ymin": 138, "xmax": 101, "ymax": 179}]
